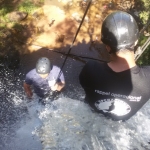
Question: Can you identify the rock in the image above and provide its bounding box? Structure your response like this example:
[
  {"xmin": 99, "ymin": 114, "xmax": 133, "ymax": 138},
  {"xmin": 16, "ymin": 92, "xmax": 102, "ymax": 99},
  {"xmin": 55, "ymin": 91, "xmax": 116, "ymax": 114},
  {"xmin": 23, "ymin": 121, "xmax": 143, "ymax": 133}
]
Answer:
[
  {"xmin": 72, "ymin": 12, "xmax": 82, "ymax": 22},
  {"xmin": 8, "ymin": 11, "xmax": 28, "ymax": 22},
  {"xmin": 5, "ymin": 46, "xmax": 20, "ymax": 69},
  {"xmin": 32, "ymin": 8, "xmax": 44, "ymax": 20}
]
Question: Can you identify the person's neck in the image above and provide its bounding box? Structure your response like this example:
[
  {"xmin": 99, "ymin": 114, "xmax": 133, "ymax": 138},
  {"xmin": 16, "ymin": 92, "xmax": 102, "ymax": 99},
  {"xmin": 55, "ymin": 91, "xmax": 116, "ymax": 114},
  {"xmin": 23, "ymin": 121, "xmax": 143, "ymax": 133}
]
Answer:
[{"xmin": 107, "ymin": 51, "xmax": 136, "ymax": 72}]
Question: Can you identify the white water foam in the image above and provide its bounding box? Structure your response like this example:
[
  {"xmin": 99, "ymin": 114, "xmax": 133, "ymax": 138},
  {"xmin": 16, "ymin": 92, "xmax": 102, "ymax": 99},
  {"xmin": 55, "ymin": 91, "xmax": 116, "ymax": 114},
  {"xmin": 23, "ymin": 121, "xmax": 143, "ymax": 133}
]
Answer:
[
  {"xmin": 36, "ymin": 97, "xmax": 150, "ymax": 150},
  {"xmin": 1, "ymin": 63, "xmax": 150, "ymax": 150}
]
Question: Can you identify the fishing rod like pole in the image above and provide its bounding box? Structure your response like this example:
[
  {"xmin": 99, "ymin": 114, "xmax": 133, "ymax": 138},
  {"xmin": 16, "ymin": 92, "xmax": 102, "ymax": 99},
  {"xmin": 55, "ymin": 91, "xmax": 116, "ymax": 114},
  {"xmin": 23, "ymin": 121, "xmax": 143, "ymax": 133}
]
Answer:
[{"xmin": 55, "ymin": 0, "xmax": 92, "ymax": 83}]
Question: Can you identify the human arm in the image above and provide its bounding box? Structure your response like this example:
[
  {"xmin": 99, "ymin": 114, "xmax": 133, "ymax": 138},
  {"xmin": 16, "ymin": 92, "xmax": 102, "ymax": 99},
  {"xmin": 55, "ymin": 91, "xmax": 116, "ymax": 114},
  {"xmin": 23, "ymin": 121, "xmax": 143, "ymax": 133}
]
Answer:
[
  {"xmin": 23, "ymin": 70, "xmax": 34, "ymax": 98},
  {"xmin": 23, "ymin": 82, "xmax": 33, "ymax": 98},
  {"xmin": 49, "ymin": 67, "xmax": 65, "ymax": 92},
  {"xmin": 50, "ymin": 81, "xmax": 65, "ymax": 91}
]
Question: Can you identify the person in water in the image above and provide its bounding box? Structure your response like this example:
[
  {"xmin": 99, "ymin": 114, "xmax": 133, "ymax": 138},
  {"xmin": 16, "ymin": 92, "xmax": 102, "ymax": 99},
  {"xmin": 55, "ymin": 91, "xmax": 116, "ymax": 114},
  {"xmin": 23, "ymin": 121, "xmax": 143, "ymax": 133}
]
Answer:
[
  {"xmin": 79, "ymin": 11, "xmax": 150, "ymax": 121},
  {"xmin": 24, "ymin": 57, "xmax": 65, "ymax": 101}
]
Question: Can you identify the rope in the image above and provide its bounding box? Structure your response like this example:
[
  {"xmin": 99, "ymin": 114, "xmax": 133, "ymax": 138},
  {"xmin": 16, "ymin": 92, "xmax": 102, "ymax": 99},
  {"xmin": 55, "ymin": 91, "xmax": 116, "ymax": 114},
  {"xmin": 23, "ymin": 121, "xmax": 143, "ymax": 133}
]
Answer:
[
  {"xmin": 50, "ymin": 49, "xmax": 108, "ymax": 63},
  {"xmin": 55, "ymin": 0, "xmax": 92, "ymax": 83}
]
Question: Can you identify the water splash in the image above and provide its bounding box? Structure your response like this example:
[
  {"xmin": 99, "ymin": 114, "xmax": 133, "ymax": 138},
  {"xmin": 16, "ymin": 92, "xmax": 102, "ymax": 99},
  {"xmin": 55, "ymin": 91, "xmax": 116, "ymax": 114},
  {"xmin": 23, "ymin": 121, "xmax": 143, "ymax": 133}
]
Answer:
[
  {"xmin": 0, "ymin": 60, "xmax": 150, "ymax": 150},
  {"xmin": 36, "ymin": 97, "xmax": 150, "ymax": 150}
]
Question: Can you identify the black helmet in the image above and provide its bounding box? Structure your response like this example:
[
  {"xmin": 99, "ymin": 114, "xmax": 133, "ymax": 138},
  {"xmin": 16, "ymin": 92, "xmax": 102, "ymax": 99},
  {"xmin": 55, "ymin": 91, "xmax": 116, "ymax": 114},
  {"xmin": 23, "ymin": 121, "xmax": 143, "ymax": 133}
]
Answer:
[
  {"xmin": 36, "ymin": 57, "xmax": 51, "ymax": 74},
  {"xmin": 101, "ymin": 11, "xmax": 139, "ymax": 52}
]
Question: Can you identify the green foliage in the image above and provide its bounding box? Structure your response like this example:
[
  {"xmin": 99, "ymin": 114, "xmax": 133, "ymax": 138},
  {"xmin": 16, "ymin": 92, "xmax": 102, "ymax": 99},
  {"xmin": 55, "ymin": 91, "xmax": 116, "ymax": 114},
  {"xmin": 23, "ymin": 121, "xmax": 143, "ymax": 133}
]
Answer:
[
  {"xmin": 137, "ymin": 45, "xmax": 150, "ymax": 65},
  {"xmin": 0, "ymin": 0, "xmax": 42, "ymax": 28},
  {"xmin": 139, "ymin": 11, "xmax": 149, "ymax": 24},
  {"xmin": 17, "ymin": 0, "xmax": 39, "ymax": 14},
  {"xmin": 142, "ymin": 0, "xmax": 150, "ymax": 8},
  {"xmin": 12, "ymin": 23, "xmax": 24, "ymax": 31},
  {"xmin": 139, "ymin": 0, "xmax": 150, "ymax": 24},
  {"xmin": 39, "ymin": 0, "xmax": 44, "ymax": 3},
  {"xmin": 137, "ymin": 0, "xmax": 150, "ymax": 65},
  {"xmin": 136, "ymin": 36, "xmax": 150, "ymax": 65},
  {"xmin": 0, "ymin": 5, "xmax": 12, "ymax": 16},
  {"xmin": 138, "ymin": 35, "xmax": 148, "ymax": 45},
  {"xmin": 0, "ymin": 6, "xmax": 13, "ymax": 23}
]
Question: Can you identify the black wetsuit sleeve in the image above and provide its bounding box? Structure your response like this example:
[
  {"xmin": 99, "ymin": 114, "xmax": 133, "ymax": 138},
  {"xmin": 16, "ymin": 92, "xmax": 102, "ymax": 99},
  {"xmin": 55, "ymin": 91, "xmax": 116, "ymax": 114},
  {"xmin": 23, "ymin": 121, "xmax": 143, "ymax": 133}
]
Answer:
[{"xmin": 79, "ymin": 62, "xmax": 91, "ymax": 88}]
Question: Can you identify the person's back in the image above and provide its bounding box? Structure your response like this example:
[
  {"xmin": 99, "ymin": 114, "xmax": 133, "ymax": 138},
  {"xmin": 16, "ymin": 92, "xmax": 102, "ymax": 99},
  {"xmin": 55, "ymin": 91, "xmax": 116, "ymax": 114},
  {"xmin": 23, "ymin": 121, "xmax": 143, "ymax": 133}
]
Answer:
[{"xmin": 79, "ymin": 11, "xmax": 150, "ymax": 121}]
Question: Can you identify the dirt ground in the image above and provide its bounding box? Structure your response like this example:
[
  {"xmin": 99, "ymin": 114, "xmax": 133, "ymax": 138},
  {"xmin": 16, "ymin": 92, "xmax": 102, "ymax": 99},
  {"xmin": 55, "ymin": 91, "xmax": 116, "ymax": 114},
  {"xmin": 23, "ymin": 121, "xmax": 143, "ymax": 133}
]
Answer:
[
  {"xmin": 22, "ymin": 0, "xmax": 112, "ymax": 54},
  {"xmin": 0, "ymin": 0, "xmax": 119, "ymax": 57},
  {"xmin": 0, "ymin": 0, "xmax": 143, "ymax": 60}
]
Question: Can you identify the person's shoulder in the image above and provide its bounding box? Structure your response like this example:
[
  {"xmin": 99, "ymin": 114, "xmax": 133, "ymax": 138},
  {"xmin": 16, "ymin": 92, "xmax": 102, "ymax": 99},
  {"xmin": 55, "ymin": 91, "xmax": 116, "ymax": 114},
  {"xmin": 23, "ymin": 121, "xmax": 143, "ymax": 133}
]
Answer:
[
  {"xmin": 51, "ymin": 65, "xmax": 60, "ymax": 71},
  {"xmin": 26, "ymin": 68, "xmax": 36, "ymax": 76},
  {"xmin": 81, "ymin": 61, "xmax": 106, "ymax": 75},
  {"xmin": 85, "ymin": 60, "xmax": 105, "ymax": 69},
  {"xmin": 50, "ymin": 65, "xmax": 62, "ymax": 74}
]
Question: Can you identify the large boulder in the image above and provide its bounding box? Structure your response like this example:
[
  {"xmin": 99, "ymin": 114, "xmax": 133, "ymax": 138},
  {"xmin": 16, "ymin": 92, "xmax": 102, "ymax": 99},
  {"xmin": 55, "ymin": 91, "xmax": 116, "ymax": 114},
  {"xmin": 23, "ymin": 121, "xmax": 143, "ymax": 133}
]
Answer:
[{"xmin": 8, "ymin": 11, "xmax": 28, "ymax": 22}]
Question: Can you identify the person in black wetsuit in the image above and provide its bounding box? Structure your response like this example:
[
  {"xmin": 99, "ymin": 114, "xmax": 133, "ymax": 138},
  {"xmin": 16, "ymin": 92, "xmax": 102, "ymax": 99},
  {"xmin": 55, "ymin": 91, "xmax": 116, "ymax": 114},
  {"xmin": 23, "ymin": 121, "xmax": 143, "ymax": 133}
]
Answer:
[{"xmin": 79, "ymin": 11, "xmax": 150, "ymax": 121}]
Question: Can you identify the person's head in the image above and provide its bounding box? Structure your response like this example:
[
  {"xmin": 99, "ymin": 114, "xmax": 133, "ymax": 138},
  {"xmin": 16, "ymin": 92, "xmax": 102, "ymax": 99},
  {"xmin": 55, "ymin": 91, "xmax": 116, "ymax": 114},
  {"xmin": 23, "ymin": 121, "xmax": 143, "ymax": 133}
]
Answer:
[
  {"xmin": 101, "ymin": 11, "xmax": 139, "ymax": 54},
  {"xmin": 36, "ymin": 57, "xmax": 51, "ymax": 78}
]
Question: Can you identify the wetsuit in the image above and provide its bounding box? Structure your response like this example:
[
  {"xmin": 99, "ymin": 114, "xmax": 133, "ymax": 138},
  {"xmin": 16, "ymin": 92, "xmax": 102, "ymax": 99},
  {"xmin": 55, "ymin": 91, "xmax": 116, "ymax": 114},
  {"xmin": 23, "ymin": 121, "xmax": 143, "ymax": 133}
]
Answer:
[
  {"xmin": 25, "ymin": 65, "xmax": 65, "ymax": 98},
  {"xmin": 79, "ymin": 61, "xmax": 150, "ymax": 121}
]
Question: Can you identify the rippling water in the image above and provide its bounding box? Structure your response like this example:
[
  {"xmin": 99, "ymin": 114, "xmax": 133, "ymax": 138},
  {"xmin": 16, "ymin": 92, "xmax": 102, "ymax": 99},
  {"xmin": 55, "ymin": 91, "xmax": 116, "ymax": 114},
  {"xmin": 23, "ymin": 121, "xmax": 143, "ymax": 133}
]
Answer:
[
  {"xmin": 0, "ymin": 66, "xmax": 26, "ymax": 149},
  {"xmin": 36, "ymin": 98, "xmax": 150, "ymax": 150},
  {"xmin": 1, "ymin": 61, "xmax": 150, "ymax": 150}
]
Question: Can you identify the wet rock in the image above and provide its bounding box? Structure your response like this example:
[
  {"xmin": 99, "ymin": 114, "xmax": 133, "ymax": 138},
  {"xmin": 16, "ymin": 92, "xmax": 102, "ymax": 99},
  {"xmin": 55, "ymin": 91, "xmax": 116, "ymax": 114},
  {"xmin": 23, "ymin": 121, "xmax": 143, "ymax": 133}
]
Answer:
[
  {"xmin": 5, "ymin": 46, "xmax": 20, "ymax": 69},
  {"xmin": 8, "ymin": 11, "xmax": 28, "ymax": 22}
]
